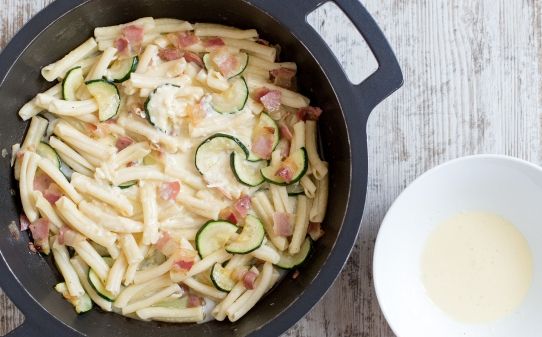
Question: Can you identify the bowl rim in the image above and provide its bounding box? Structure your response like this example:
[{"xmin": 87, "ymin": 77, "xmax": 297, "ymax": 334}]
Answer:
[{"xmin": 372, "ymin": 154, "xmax": 542, "ymax": 337}]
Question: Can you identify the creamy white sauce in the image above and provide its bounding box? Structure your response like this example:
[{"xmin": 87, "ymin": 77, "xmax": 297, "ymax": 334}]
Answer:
[
  {"xmin": 147, "ymin": 84, "xmax": 188, "ymax": 132},
  {"xmin": 200, "ymin": 298, "xmax": 217, "ymax": 323},
  {"xmin": 421, "ymin": 211, "xmax": 533, "ymax": 323}
]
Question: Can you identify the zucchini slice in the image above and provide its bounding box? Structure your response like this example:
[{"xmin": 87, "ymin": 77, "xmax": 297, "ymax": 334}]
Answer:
[
  {"xmin": 261, "ymin": 147, "xmax": 308, "ymax": 186},
  {"xmin": 211, "ymin": 263, "xmax": 236, "ymax": 292},
  {"xmin": 62, "ymin": 66, "xmax": 84, "ymax": 101},
  {"xmin": 88, "ymin": 268, "xmax": 116, "ymax": 301},
  {"xmin": 54, "ymin": 282, "xmax": 93, "ymax": 314},
  {"xmin": 144, "ymin": 84, "xmax": 182, "ymax": 133},
  {"xmin": 211, "ymin": 76, "xmax": 248, "ymax": 114},
  {"xmin": 247, "ymin": 113, "xmax": 280, "ymax": 162},
  {"xmin": 85, "ymin": 79, "xmax": 120, "ymax": 121},
  {"xmin": 118, "ymin": 180, "xmax": 137, "ymax": 189},
  {"xmin": 286, "ymin": 183, "xmax": 305, "ymax": 196},
  {"xmin": 195, "ymin": 133, "xmax": 248, "ymax": 175},
  {"xmin": 225, "ymin": 215, "xmax": 265, "ymax": 254},
  {"xmin": 109, "ymin": 56, "xmax": 138, "ymax": 83},
  {"xmin": 275, "ymin": 237, "xmax": 313, "ymax": 270},
  {"xmin": 37, "ymin": 142, "xmax": 61, "ymax": 168},
  {"xmin": 195, "ymin": 220, "xmax": 238, "ymax": 258},
  {"xmin": 230, "ymin": 152, "xmax": 266, "ymax": 187},
  {"xmin": 203, "ymin": 51, "xmax": 249, "ymax": 79}
]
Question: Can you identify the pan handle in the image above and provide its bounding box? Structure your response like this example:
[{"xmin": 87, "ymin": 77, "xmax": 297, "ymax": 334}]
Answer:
[{"xmin": 300, "ymin": 0, "xmax": 403, "ymax": 111}]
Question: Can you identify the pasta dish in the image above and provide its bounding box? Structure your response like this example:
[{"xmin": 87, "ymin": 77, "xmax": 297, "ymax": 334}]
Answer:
[{"xmin": 13, "ymin": 17, "xmax": 328, "ymax": 323}]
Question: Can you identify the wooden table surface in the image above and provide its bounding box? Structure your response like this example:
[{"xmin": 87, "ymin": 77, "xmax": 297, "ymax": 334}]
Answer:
[{"xmin": 2, "ymin": 0, "xmax": 541, "ymax": 336}]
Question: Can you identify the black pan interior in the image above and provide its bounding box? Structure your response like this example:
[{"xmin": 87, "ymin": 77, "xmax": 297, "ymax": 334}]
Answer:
[{"xmin": 0, "ymin": 0, "xmax": 351, "ymax": 336}]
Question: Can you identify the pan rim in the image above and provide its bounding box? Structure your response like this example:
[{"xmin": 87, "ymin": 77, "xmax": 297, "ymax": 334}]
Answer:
[{"xmin": 0, "ymin": 1, "xmax": 366, "ymax": 336}]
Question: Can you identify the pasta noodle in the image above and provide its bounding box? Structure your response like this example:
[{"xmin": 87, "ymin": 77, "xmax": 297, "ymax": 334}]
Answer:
[
  {"xmin": 52, "ymin": 239, "xmax": 85, "ymax": 297},
  {"xmin": 141, "ymin": 182, "xmax": 160, "ymax": 244},
  {"xmin": 106, "ymin": 254, "xmax": 127, "ymax": 295},
  {"xmin": 310, "ymin": 170, "xmax": 329, "ymax": 223},
  {"xmin": 18, "ymin": 85, "xmax": 61, "ymax": 121},
  {"xmin": 289, "ymin": 195, "xmax": 309, "ymax": 255},
  {"xmin": 194, "ymin": 23, "xmax": 258, "ymax": 40},
  {"xmin": 41, "ymin": 38, "xmax": 98, "ymax": 81},
  {"xmin": 122, "ymin": 284, "xmax": 182, "ymax": 315},
  {"xmin": 86, "ymin": 47, "xmax": 117, "ymax": 81},
  {"xmin": 226, "ymin": 262, "xmax": 273, "ymax": 322},
  {"xmin": 54, "ymin": 121, "xmax": 115, "ymax": 160},
  {"xmin": 79, "ymin": 201, "xmax": 144, "ymax": 233},
  {"xmin": 182, "ymin": 277, "xmax": 227, "ymax": 301},
  {"xmin": 72, "ymin": 239, "xmax": 111, "ymax": 281},
  {"xmin": 19, "ymin": 152, "xmax": 39, "ymax": 221},
  {"xmin": 33, "ymin": 191, "xmax": 62, "ymax": 233},
  {"xmin": 14, "ymin": 17, "xmax": 328, "ymax": 324},
  {"xmin": 305, "ymin": 121, "xmax": 328, "ymax": 179},
  {"xmin": 72, "ymin": 173, "xmax": 134, "ymax": 215},
  {"xmin": 70, "ymin": 256, "xmax": 113, "ymax": 312},
  {"xmin": 115, "ymin": 274, "xmax": 171, "ymax": 308},
  {"xmin": 49, "ymin": 136, "xmax": 94, "ymax": 175},
  {"xmin": 55, "ymin": 197, "xmax": 117, "ymax": 249},
  {"xmin": 136, "ymin": 306, "xmax": 204, "ymax": 322}
]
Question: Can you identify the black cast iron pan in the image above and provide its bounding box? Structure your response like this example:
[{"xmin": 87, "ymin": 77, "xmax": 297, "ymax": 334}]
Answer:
[{"xmin": 0, "ymin": 0, "xmax": 403, "ymax": 336}]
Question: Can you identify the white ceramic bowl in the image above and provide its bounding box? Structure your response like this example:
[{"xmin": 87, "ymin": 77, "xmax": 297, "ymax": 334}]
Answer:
[{"xmin": 373, "ymin": 155, "xmax": 542, "ymax": 337}]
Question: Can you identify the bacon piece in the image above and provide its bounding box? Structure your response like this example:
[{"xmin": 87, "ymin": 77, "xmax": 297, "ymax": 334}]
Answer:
[
  {"xmin": 273, "ymin": 212, "xmax": 294, "ymax": 236},
  {"xmin": 155, "ymin": 231, "xmax": 180, "ymax": 256},
  {"xmin": 114, "ymin": 37, "xmax": 129, "ymax": 54},
  {"xmin": 158, "ymin": 47, "xmax": 183, "ymax": 61},
  {"xmin": 275, "ymin": 166, "xmax": 294, "ymax": 183},
  {"xmin": 59, "ymin": 226, "xmax": 84, "ymax": 246},
  {"xmin": 28, "ymin": 242, "xmax": 37, "ymax": 253},
  {"xmin": 159, "ymin": 181, "xmax": 181, "ymax": 201},
  {"xmin": 187, "ymin": 294, "xmax": 202, "ymax": 308},
  {"xmin": 43, "ymin": 183, "xmax": 62, "ymax": 204},
  {"xmin": 231, "ymin": 266, "xmax": 249, "ymax": 282},
  {"xmin": 226, "ymin": 212, "xmax": 239, "ymax": 224},
  {"xmin": 115, "ymin": 25, "xmax": 144, "ymax": 56},
  {"xmin": 252, "ymin": 127, "xmax": 275, "ymax": 160},
  {"xmin": 292, "ymin": 270, "xmax": 300, "ymax": 279},
  {"xmin": 174, "ymin": 259, "xmax": 194, "ymax": 271},
  {"xmin": 243, "ymin": 270, "xmax": 258, "ymax": 290},
  {"xmin": 58, "ymin": 225, "xmax": 69, "ymax": 245},
  {"xmin": 173, "ymin": 248, "xmax": 197, "ymax": 271},
  {"xmin": 176, "ymin": 31, "xmax": 199, "ymax": 48},
  {"xmin": 297, "ymin": 106, "xmax": 323, "ymax": 121},
  {"xmin": 122, "ymin": 25, "xmax": 144, "ymax": 45},
  {"xmin": 278, "ymin": 139, "xmax": 290, "ymax": 159},
  {"xmin": 115, "ymin": 136, "xmax": 134, "ymax": 152},
  {"xmin": 203, "ymin": 37, "xmax": 225, "ymax": 48},
  {"xmin": 220, "ymin": 207, "xmax": 239, "ymax": 224},
  {"xmin": 29, "ymin": 218, "xmax": 49, "ymax": 242},
  {"xmin": 278, "ymin": 121, "xmax": 293, "ymax": 141},
  {"xmin": 259, "ymin": 90, "xmax": 282, "ymax": 112},
  {"xmin": 33, "ymin": 171, "xmax": 54, "ymax": 193},
  {"xmin": 270, "ymin": 68, "xmax": 296, "ymax": 89},
  {"xmin": 183, "ymin": 51, "xmax": 204, "ymax": 68},
  {"xmin": 213, "ymin": 52, "xmax": 239, "ymax": 76},
  {"xmin": 308, "ymin": 222, "xmax": 324, "ymax": 241},
  {"xmin": 252, "ymin": 87, "xmax": 270, "ymax": 101},
  {"xmin": 19, "ymin": 214, "xmax": 30, "ymax": 231},
  {"xmin": 233, "ymin": 194, "xmax": 251, "ymax": 218}
]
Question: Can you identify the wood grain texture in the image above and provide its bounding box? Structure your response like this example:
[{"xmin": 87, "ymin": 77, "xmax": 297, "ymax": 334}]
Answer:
[{"xmin": 2, "ymin": 0, "xmax": 541, "ymax": 336}]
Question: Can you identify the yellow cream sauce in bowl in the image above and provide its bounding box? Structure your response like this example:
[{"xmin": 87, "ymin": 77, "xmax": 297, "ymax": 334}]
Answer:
[{"xmin": 374, "ymin": 155, "xmax": 542, "ymax": 337}]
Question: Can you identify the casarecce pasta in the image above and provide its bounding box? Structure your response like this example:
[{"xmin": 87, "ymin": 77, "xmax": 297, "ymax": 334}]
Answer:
[{"xmin": 13, "ymin": 17, "xmax": 329, "ymax": 323}]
